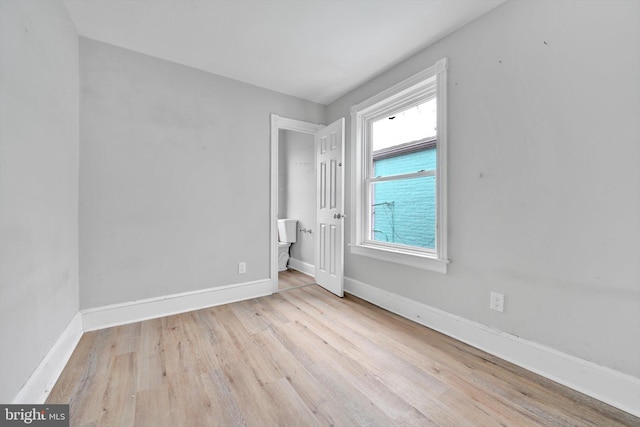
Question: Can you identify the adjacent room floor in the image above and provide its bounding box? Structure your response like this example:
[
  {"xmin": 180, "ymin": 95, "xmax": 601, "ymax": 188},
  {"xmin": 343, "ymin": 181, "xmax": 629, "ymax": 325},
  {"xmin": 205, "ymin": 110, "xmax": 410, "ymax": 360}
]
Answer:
[
  {"xmin": 47, "ymin": 285, "xmax": 638, "ymax": 426},
  {"xmin": 278, "ymin": 268, "xmax": 315, "ymax": 292}
]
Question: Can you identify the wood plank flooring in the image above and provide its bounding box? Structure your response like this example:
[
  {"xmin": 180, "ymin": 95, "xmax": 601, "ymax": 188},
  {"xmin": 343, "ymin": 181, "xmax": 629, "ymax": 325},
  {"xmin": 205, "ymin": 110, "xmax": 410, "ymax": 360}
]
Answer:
[
  {"xmin": 278, "ymin": 269, "xmax": 315, "ymax": 291},
  {"xmin": 47, "ymin": 285, "xmax": 639, "ymax": 426}
]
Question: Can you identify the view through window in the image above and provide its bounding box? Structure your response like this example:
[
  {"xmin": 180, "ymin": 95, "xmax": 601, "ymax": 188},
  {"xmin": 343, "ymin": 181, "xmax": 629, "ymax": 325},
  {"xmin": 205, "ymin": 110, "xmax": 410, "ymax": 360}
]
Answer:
[{"xmin": 369, "ymin": 98, "xmax": 437, "ymax": 250}]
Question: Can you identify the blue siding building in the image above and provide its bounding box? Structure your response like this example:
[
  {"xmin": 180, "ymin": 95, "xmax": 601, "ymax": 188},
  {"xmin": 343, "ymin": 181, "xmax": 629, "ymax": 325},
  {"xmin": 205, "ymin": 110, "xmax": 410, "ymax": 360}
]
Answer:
[{"xmin": 372, "ymin": 144, "xmax": 436, "ymax": 249}]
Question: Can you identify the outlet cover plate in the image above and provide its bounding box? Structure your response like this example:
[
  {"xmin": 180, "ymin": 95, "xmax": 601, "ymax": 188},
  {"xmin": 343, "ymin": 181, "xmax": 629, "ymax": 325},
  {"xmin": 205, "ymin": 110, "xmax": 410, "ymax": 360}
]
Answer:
[
  {"xmin": 238, "ymin": 262, "xmax": 247, "ymax": 274},
  {"xmin": 490, "ymin": 291, "xmax": 504, "ymax": 312}
]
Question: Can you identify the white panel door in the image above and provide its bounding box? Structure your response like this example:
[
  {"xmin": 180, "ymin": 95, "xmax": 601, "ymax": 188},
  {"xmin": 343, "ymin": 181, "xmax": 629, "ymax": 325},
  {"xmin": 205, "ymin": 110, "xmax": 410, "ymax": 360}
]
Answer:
[{"xmin": 315, "ymin": 118, "xmax": 345, "ymax": 297}]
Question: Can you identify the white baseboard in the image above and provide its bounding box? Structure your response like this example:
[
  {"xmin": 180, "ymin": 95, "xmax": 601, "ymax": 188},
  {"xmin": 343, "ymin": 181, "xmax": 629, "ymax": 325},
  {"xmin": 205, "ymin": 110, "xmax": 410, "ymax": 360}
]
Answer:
[
  {"xmin": 344, "ymin": 277, "xmax": 640, "ymax": 417},
  {"xmin": 288, "ymin": 258, "xmax": 315, "ymax": 277},
  {"xmin": 82, "ymin": 279, "xmax": 272, "ymax": 331},
  {"xmin": 12, "ymin": 312, "xmax": 83, "ymax": 404},
  {"xmin": 12, "ymin": 279, "xmax": 273, "ymax": 403}
]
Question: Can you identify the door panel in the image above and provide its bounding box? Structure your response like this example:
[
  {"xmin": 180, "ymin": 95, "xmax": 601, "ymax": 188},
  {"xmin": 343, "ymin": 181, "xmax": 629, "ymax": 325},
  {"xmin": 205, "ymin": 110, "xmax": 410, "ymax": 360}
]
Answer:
[{"xmin": 315, "ymin": 118, "xmax": 345, "ymax": 297}]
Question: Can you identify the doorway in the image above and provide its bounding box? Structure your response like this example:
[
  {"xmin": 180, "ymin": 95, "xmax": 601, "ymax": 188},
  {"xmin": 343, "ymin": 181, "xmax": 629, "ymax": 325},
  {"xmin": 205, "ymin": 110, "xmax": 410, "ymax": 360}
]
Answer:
[
  {"xmin": 270, "ymin": 115, "xmax": 324, "ymax": 293},
  {"xmin": 277, "ymin": 128, "xmax": 316, "ymax": 291},
  {"xmin": 270, "ymin": 115, "xmax": 345, "ymax": 296}
]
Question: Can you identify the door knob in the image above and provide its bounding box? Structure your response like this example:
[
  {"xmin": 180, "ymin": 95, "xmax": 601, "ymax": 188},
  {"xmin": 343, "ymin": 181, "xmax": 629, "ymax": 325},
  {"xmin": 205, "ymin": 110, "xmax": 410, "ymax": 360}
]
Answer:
[{"xmin": 334, "ymin": 213, "xmax": 346, "ymax": 219}]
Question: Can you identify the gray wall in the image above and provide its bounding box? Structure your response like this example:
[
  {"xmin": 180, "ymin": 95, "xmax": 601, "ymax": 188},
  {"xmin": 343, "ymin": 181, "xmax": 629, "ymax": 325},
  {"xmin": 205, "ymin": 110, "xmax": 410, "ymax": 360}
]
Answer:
[
  {"xmin": 0, "ymin": 0, "xmax": 79, "ymax": 402},
  {"xmin": 79, "ymin": 39, "xmax": 324, "ymax": 309},
  {"xmin": 277, "ymin": 130, "xmax": 288, "ymax": 219},
  {"xmin": 279, "ymin": 130, "xmax": 315, "ymax": 266},
  {"xmin": 326, "ymin": 0, "xmax": 640, "ymax": 377}
]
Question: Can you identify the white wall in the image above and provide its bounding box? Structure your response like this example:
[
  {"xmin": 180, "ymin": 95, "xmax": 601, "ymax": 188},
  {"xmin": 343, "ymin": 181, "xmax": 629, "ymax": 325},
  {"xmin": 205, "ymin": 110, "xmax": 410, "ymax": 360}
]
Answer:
[
  {"xmin": 0, "ymin": 0, "xmax": 79, "ymax": 402},
  {"xmin": 326, "ymin": 0, "xmax": 640, "ymax": 377},
  {"xmin": 279, "ymin": 130, "xmax": 315, "ymax": 266},
  {"xmin": 79, "ymin": 39, "xmax": 325, "ymax": 309},
  {"xmin": 277, "ymin": 130, "xmax": 288, "ymax": 219}
]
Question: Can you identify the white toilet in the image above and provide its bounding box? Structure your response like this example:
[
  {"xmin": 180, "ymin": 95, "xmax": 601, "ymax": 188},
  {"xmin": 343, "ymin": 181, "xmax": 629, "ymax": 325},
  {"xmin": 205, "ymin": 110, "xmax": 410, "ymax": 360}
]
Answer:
[{"xmin": 277, "ymin": 219, "xmax": 297, "ymax": 272}]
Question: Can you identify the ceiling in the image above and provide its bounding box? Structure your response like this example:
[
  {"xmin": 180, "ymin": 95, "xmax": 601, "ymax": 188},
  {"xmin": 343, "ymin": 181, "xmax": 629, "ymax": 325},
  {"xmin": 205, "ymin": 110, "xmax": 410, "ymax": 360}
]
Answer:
[{"xmin": 63, "ymin": 0, "xmax": 506, "ymax": 105}]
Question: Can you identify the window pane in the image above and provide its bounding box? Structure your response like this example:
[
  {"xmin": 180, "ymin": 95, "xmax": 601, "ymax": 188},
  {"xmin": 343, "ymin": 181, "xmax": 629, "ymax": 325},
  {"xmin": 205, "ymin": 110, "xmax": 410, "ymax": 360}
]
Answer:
[
  {"xmin": 370, "ymin": 175, "xmax": 436, "ymax": 250},
  {"xmin": 371, "ymin": 98, "xmax": 436, "ymax": 151},
  {"xmin": 371, "ymin": 98, "xmax": 437, "ymax": 177}
]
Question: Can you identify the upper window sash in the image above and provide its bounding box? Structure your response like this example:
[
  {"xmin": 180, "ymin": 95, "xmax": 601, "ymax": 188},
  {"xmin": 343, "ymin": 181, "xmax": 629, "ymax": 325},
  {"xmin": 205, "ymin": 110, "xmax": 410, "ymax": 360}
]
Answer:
[{"xmin": 364, "ymin": 91, "xmax": 436, "ymax": 180}]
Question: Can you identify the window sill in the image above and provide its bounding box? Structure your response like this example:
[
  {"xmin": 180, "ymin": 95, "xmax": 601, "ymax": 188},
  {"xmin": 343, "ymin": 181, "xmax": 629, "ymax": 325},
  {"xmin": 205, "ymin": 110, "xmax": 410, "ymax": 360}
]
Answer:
[{"xmin": 349, "ymin": 243, "xmax": 449, "ymax": 274}]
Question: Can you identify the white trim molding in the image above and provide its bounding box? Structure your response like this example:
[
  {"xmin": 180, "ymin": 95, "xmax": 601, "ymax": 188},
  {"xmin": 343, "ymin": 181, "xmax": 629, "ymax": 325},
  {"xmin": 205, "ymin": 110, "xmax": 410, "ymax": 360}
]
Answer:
[
  {"xmin": 287, "ymin": 258, "xmax": 315, "ymax": 277},
  {"xmin": 350, "ymin": 58, "xmax": 449, "ymax": 273},
  {"xmin": 344, "ymin": 277, "xmax": 640, "ymax": 417},
  {"xmin": 12, "ymin": 313, "xmax": 83, "ymax": 404},
  {"xmin": 351, "ymin": 58, "xmax": 448, "ymax": 113},
  {"xmin": 82, "ymin": 279, "xmax": 272, "ymax": 331},
  {"xmin": 350, "ymin": 243, "xmax": 449, "ymax": 273}
]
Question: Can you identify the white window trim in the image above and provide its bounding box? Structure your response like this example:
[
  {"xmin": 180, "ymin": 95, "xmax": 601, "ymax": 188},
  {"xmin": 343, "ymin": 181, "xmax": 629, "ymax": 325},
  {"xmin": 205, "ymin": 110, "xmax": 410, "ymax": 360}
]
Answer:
[{"xmin": 349, "ymin": 58, "xmax": 449, "ymax": 273}]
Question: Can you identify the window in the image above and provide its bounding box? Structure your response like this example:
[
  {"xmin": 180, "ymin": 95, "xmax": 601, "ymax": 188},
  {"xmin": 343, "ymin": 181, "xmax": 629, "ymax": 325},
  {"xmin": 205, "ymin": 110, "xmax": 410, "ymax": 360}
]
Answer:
[{"xmin": 350, "ymin": 58, "xmax": 449, "ymax": 273}]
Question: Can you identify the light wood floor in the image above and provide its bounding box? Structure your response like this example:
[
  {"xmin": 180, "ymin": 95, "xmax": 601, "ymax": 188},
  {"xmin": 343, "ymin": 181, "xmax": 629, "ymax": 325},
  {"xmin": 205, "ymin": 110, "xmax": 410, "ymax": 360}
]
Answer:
[
  {"xmin": 278, "ymin": 269, "xmax": 315, "ymax": 291},
  {"xmin": 47, "ymin": 285, "xmax": 638, "ymax": 426}
]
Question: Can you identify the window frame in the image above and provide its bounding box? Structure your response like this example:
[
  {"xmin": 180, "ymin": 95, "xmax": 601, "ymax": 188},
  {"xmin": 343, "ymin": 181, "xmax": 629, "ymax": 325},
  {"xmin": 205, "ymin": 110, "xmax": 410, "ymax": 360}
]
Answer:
[{"xmin": 350, "ymin": 58, "xmax": 449, "ymax": 273}]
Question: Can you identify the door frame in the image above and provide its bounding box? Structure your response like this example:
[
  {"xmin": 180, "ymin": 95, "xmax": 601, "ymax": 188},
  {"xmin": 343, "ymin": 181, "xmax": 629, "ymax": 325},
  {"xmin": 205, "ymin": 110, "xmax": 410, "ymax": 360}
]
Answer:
[{"xmin": 270, "ymin": 114, "xmax": 324, "ymax": 293}]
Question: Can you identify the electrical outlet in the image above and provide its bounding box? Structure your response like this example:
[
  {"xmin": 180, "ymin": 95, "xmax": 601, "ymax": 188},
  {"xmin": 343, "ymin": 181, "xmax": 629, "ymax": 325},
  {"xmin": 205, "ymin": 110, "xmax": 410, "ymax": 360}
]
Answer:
[
  {"xmin": 238, "ymin": 262, "xmax": 247, "ymax": 274},
  {"xmin": 490, "ymin": 291, "xmax": 505, "ymax": 312}
]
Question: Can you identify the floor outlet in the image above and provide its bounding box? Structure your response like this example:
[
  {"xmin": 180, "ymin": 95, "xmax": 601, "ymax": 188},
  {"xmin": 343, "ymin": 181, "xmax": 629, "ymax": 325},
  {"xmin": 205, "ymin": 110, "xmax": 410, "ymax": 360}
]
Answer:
[
  {"xmin": 490, "ymin": 291, "xmax": 505, "ymax": 312},
  {"xmin": 238, "ymin": 262, "xmax": 247, "ymax": 274}
]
